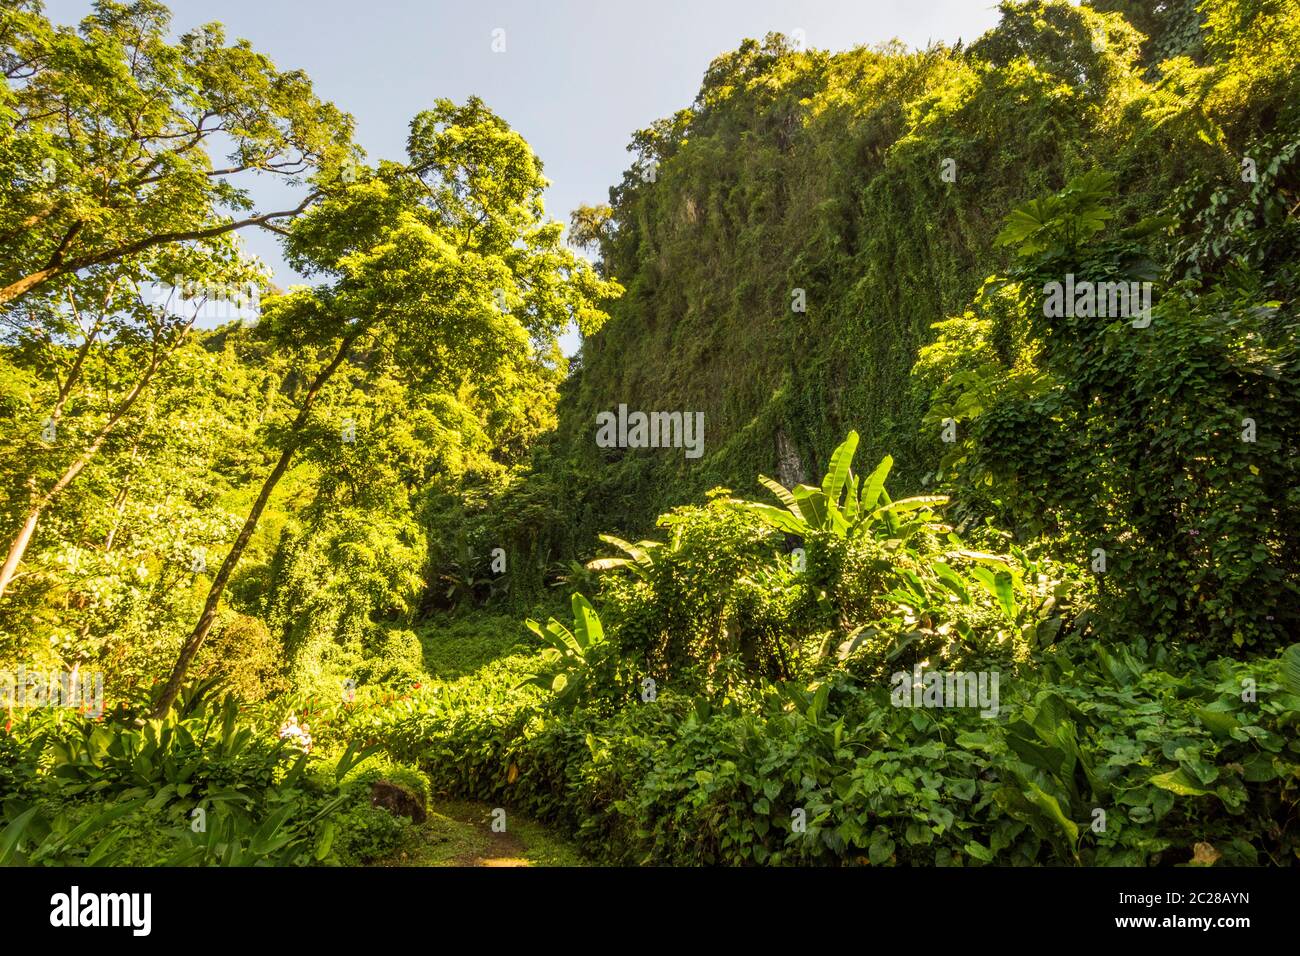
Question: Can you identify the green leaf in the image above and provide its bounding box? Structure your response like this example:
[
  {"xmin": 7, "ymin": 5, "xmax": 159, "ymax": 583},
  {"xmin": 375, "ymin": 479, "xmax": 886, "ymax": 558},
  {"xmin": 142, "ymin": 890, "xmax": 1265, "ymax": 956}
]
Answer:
[
  {"xmin": 791, "ymin": 485, "xmax": 829, "ymax": 530},
  {"xmin": 543, "ymin": 619, "xmax": 581, "ymax": 656},
  {"xmin": 858, "ymin": 455, "xmax": 893, "ymax": 516},
  {"xmin": 931, "ymin": 560, "xmax": 971, "ymax": 603},
  {"xmin": 315, "ymin": 821, "xmax": 336, "ymax": 861},
  {"xmin": 732, "ymin": 501, "xmax": 806, "ymax": 535},
  {"xmin": 1194, "ymin": 708, "xmax": 1240, "ymax": 739},
  {"xmin": 1281, "ymin": 644, "xmax": 1300, "ymax": 697},
  {"xmin": 758, "ymin": 475, "xmax": 803, "ymax": 519},
  {"xmin": 868, "ymin": 832, "xmax": 895, "ymax": 865},
  {"xmin": 841, "ymin": 470, "xmax": 860, "ymax": 524},
  {"xmin": 85, "ymin": 829, "xmax": 126, "ymax": 867},
  {"xmin": 571, "ymin": 592, "xmax": 604, "ymax": 647},
  {"xmin": 821, "ymin": 430, "xmax": 859, "ymax": 508},
  {"xmin": 597, "ymin": 534, "xmax": 652, "ymax": 566},
  {"xmin": 970, "ymin": 566, "xmax": 1016, "ymax": 620},
  {"xmin": 872, "ymin": 495, "xmax": 949, "ymax": 518},
  {"xmin": 0, "ymin": 806, "xmax": 40, "ymax": 865},
  {"xmin": 1023, "ymin": 783, "xmax": 1079, "ymax": 845},
  {"xmin": 586, "ymin": 557, "xmax": 633, "ymax": 572},
  {"xmin": 1149, "ymin": 768, "xmax": 1212, "ymax": 797},
  {"xmin": 836, "ymin": 625, "xmax": 875, "ymax": 661}
]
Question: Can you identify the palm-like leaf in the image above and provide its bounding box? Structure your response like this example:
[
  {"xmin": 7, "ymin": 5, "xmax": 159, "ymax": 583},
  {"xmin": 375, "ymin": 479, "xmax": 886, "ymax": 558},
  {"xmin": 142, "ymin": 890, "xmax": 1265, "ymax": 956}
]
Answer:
[
  {"xmin": 572, "ymin": 593, "xmax": 604, "ymax": 648},
  {"xmin": 822, "ymin": 431, "xmax": 859, "ymax": 508},
  {"xmin": 858, "ymin": 455, "xmax": 893, "ymax": 517},
  {"xmin": 598, "ymin": 534, "xmax": 654, "ymax": 565},
  {"xmin": 734, "ymin": 500, "xmax": 807, "ymax": 535},
  {"xmin": 758, "ymin": 475, "xmax": 803, "ymax": 519},
  {"xmin": 791, "ymin": 485, "xmax": 829, "ymax": 529},
  {"xmin": 1282, "ymin": 644, "xmax": 1300, "ymax": 697}
]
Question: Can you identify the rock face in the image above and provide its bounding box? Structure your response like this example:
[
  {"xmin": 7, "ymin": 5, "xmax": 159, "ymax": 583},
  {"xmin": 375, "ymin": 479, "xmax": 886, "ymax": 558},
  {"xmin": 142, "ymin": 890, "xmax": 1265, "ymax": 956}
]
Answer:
[
  {"xmin": 370, "ymin": 780, "xmax": 427, "ymax": 823},
  {"xmin": 775, "ymin": 428, "xmax": 806, "ymax": 489}
]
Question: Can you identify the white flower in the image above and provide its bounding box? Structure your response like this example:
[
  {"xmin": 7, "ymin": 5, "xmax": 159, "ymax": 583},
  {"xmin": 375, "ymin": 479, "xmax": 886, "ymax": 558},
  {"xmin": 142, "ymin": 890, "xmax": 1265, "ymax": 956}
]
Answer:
[{"xmin": 278, "ymin": 714, "xmax": 313, "ymax": 752}]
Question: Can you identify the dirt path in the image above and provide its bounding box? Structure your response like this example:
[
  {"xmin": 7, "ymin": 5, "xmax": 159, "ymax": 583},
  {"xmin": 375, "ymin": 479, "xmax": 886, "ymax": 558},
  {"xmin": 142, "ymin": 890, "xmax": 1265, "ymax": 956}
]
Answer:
[{"xmin": 375, "ymin": 798, "xmax": 587, "ymax": 867}]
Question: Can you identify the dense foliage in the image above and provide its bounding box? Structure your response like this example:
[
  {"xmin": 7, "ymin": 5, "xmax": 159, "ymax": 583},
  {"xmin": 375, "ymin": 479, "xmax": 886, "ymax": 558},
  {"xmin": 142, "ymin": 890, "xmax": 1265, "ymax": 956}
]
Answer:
[
  {"xmin": 465, "ymin": 0, "xmax": 1300, "ymax": 610},
  {"xmin": 2, "ymin": 0, "xmax": 1297, "ymax": 868}
]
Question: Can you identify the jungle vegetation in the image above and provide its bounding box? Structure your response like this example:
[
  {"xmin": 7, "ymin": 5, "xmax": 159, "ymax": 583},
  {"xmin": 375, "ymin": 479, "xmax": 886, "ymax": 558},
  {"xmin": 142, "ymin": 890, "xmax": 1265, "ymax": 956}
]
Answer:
[{"xmin": 1, "ymin": 0, "xmax": 1297, "ymax": 867}]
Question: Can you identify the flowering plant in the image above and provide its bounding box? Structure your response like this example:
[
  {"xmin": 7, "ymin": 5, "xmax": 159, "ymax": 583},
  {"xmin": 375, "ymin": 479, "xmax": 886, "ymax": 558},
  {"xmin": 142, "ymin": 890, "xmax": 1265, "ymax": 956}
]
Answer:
[{"xmin": 278, "ymin": 714, "xmax": 312, "ymax": 752}]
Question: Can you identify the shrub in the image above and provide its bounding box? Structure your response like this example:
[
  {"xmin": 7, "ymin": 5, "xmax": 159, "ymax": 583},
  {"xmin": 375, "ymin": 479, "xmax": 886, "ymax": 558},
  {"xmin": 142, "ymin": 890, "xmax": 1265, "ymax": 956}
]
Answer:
[
  {"xmin": 917, "ymin": 172, "xmax": 1300, "ymax": 651},
  {"xmin": 193, "ymin": 611, "xmax": 289, "ymax": 704},
  {"xmin": 357, "ymin": 628, "xmax": 425, "ymax": 687},
  {"xmin": 589, "ymin": 492, "xmax": 806, "ymax": 694},
  {"xmin": 382, "ymin": 641, "xmax": 1300, "ymax": 866}
]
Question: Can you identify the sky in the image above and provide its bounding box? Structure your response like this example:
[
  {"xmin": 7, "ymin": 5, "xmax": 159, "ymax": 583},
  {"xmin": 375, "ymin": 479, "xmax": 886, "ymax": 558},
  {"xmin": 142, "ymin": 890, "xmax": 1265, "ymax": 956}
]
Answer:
[{"xmin": 42, "ymin": 0, "xmax": 1008, "ymax": 349}]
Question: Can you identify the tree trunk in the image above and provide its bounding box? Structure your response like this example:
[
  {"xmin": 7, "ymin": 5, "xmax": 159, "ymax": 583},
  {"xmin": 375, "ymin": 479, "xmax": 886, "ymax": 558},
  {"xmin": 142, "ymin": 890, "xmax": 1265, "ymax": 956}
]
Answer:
[
  {"xmin": 152, "ymin": 328, "xmax": 362, "ymax": 716},
  {"xmin": 0, "ymin": 510, "xmax": 40, "ymax": 600}
]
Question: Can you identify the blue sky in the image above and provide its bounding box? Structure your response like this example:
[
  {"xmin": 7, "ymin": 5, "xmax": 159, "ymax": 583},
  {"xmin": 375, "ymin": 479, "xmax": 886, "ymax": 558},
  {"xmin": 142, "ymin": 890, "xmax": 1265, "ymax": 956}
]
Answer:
[{"xmin": 43, "ymin": 0, "xmax": 1006, "ymax": 348}]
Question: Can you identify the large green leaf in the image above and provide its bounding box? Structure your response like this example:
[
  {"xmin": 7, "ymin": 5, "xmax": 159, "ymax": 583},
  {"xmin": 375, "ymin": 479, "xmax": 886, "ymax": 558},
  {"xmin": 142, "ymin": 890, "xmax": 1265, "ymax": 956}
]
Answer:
[
  {"xmin": 586, "ymin": 556, "xmax": 633, "ymax": 571},
  {"xmin": 546, "ymin": 620, "xmax": 582, "ymax": 655},
  {"xmin": 757, "ymin": 475, "xmax": 803, "ymax": 519},
  {"xmin": 872, "ymin": 495, "xmax": 949, "ymax": 517},
  {"xmin": 1281, "ymin": 644, "xmax": 1300, "ymax": 697},
  {"xmin": 0, "ymin": 806, "xmax": 40, "ymax": 865},
  {"xmin": 314, "ymin": 821, "xmax": 336, "ymax": 861},
  {"xmin": 821, "ymin": 430, "xmax": 859, "ymax": 509},
  {"xmin": 841, "ymin": 469, "xmax": 860, "ymax": 524},
  {"xmin": 1022, "ymin": 783, "xmax": 1079, "ymax": 846},
  {"xmin": 1149, "ymin": 768, "xmax": 1212, "ymax": 797},
  {"xmin": 791, "ymin": 485, "xmax": 829, "ymax": 530},
  {"xmin": 930, "ymin": 560, "xmax": 971, "ymax": 604},
  {"xmin": 597, "ymin": 534, "xmax": 653, "ymax": 566},
  {"xmin": 969, "ymin": 566, "xmax": 1016, "ymax": 621},
  {"xmin": 858, "ymin": 455, "xmax": 893, "ymax": 516},
  {"xmin": 733, "ymin": 500, "xmax": 806, "ymax": 535},
  {"xmin": 571, "ymin": 593, "xmax": 604, "ymax": 647}
]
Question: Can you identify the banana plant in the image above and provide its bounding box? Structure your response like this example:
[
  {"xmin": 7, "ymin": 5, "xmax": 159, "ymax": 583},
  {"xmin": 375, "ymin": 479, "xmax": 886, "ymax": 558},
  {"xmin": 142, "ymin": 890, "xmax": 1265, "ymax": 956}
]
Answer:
[
  {"xmin": 729, "ymin": 431, "xmax": 948, "ymax": 540},
  {"xmin": 520, "ymin": 593, "xmax": 609, "ymax": 706},
  {"xmin": 585, "ymin": 534, "xmax": 666, "ymax": 579},
  {"xmin": 937, "ymin": 544, "xmax": 1071, "ymax": 650}
]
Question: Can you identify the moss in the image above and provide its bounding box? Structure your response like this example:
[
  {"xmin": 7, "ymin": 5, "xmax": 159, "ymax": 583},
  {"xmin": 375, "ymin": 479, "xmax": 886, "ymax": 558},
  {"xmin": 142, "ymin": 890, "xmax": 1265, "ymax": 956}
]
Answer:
[{"xmin": 456, "ymin": 2, "xmax": 1263, "ymax": 589}]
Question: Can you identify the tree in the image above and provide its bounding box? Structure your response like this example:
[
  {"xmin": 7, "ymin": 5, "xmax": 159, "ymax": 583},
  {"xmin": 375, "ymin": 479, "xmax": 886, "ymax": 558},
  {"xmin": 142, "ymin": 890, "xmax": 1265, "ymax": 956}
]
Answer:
[
  {"xmin": 0, "ymin": 0, "xmax": 353, "ymax": 308},
  {"xmin": 0, "ymin": 240, "xmax": 262, "ymax": 599},
  {"xmin": 151, "ymin": 97, "xmax": 623, "ymax": 715},
  {"xmin": 568, "ymin": 203, "xmax": 614, "ymax": 276}
]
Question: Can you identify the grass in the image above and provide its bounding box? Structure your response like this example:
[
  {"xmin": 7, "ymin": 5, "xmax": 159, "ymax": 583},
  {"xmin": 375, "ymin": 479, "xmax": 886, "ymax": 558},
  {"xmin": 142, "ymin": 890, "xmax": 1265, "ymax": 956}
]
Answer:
[
  {"xmin": 370, "ymin": 612, "xmax": 586, "ymax": 867},
  {"xmin": 373, "ymin": 798, "xmax": 589, "ymax": 867}
]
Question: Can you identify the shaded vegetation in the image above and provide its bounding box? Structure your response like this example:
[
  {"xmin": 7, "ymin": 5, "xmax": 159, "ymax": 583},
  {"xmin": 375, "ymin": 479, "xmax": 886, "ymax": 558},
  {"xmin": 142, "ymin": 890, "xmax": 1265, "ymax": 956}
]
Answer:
[{"xmin": 2, "ymin": 0, "xmax": 1298, "ymax": 868}]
